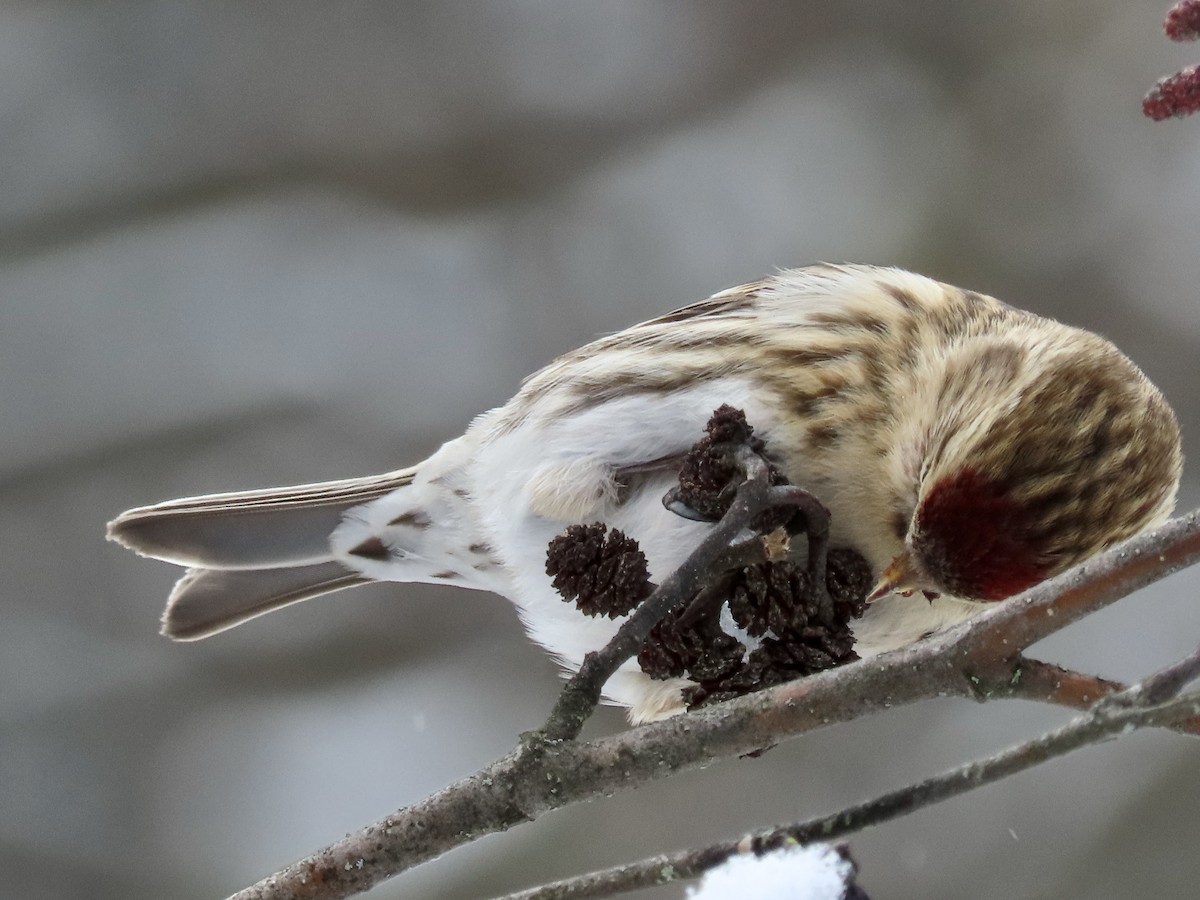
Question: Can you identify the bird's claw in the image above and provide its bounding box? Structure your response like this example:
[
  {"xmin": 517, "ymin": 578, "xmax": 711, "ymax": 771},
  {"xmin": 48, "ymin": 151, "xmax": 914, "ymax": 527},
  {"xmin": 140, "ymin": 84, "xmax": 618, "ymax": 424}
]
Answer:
[{"xmin": 661, "ymin": 488, "xmax": 718, "ymax": 522}]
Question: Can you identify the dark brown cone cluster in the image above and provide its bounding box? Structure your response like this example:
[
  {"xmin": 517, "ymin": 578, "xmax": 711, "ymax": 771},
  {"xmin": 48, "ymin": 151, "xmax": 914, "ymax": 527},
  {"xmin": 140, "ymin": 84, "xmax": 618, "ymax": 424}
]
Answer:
[
  {"xmin": 545, "ymin": 523, "xmax": 652, "ymax": 618},
  {"xmin": 636, "ymin": 599, "xmax": 746, "ymax": 685},
  {"xmin": 546, "ymin": 405, "xmax": 873, "ymax": 710},
  {"xmin": 673, "ymin": 404, "xmax": 787, "ymax": 523},
  {"xmin": 634, "ymin": 547, "xmax": 872, "ymax": 710}
]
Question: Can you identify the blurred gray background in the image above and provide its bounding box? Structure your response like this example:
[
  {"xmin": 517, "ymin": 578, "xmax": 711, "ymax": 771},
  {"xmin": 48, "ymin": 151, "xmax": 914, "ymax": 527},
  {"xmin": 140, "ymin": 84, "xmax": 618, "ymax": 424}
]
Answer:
[{"xmin": 3, "ymin": 2, "xmax": 1200, "ymax": 898}]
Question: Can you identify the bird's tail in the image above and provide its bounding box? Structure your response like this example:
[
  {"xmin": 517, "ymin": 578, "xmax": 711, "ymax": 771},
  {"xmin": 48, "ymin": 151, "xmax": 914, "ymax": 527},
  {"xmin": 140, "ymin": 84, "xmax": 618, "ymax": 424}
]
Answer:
[{"xmin": 107, "ymin": 467, "xmax": 418, "ymax": 640}]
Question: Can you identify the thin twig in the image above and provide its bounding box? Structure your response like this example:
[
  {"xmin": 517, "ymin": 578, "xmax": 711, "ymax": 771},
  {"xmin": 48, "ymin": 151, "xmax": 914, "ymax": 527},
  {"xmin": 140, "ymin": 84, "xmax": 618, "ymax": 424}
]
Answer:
[
  {"xmin": 1136, "ymin": 643, "xmax": 1200, "ymax": 704},
  {"xmin": 495, "ymin": 650, "xmax": 1200, "ymax": 900},
  {"xmin": 1008, "ymin": 658, "xmax": 1200, "ymax": 735}
]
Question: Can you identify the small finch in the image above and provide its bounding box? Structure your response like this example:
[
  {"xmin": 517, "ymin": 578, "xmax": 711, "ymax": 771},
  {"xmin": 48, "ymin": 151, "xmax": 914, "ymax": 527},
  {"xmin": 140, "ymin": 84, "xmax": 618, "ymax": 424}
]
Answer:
[{"xmin": 108, "ymin": 265, "xmax": 1183, "ymax": 723}]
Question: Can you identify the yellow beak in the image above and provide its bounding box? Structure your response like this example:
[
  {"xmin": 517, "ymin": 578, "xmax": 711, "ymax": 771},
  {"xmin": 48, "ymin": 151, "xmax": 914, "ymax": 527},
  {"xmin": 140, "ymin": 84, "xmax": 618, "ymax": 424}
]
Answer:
[{"xmin": 866, "ymin": 550, "xmax": 928, "ymax": 604}]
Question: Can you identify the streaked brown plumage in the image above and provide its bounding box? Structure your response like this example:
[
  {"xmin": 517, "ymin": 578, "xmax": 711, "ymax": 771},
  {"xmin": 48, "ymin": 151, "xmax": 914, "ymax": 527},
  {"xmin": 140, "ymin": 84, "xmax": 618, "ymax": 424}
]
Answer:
[{"xmin": 108, "ymin": 264, "xmax": 1183, "ymax": 722}]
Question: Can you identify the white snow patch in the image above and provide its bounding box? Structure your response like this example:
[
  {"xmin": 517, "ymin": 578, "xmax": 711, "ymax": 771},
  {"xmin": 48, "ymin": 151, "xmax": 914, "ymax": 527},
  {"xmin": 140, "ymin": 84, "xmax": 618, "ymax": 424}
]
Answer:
[{"xmin": 688, "ymin": 843, "xmax": 854, "ymax": 900}]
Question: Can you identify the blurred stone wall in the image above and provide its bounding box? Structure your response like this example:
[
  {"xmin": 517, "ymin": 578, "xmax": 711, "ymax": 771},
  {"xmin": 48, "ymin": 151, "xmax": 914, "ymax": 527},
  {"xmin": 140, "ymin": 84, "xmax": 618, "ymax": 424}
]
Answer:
[{"xmin": 3, "ymin": 3, "xmax": 1199, "ymax": 899}]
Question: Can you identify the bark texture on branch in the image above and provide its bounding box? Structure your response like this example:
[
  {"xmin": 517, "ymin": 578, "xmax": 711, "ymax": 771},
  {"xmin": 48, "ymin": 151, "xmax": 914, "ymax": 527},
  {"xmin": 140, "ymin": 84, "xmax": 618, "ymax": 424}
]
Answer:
[{"xmin": 228, "ymin": 508, "xmax": 1200, "ymax": 900}]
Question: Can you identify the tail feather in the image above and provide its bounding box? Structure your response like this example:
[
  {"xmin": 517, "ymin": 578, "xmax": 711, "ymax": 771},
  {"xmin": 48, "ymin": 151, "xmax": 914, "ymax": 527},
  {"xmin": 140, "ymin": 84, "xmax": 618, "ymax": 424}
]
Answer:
[
  {"xmin": 163, "ymin": 561, "xmax": 369, "ymax": 640},
  {"xmin": 106, "ymin": 467, "xmax": 417, "ymax": 569}
]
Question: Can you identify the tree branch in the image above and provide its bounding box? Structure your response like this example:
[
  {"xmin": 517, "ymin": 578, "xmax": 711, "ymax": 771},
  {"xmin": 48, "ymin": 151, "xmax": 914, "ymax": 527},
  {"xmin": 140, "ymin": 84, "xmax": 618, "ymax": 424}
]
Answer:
[
  {"xmin": 956, "ymin": 510, "xmax": 1200, "ymax": 662},
  {"xmin": 1006, "ymin": 657, "xmax": 1200, "ymax": 736},
  {"xmin": 494, "ymin": 646, "xmax": 1200, "ymax": 900},
  {"xmin": 226, "ymin": 508, "xmax": 1200, "ymax": 900}
]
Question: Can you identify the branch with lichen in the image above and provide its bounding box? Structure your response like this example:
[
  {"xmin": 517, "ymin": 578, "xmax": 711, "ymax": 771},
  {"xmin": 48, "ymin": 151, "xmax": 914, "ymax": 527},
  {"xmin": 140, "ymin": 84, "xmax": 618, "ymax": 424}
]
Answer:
[{"xmin": 224, "ymin": 411, "xmax": 1200, "ymax": 900}]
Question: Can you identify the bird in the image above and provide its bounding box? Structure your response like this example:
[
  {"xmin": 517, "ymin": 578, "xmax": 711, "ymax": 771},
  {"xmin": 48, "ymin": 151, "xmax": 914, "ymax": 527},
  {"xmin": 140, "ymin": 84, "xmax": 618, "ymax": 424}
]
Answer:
[{"xmin": 107, "ymin": 264, "xmax": 1183, "ymax": 723}]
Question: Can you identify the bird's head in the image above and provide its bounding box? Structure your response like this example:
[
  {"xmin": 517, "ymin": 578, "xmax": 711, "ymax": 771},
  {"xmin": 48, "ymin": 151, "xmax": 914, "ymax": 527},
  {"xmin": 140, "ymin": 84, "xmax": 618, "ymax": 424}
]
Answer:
[{"xmin": 870, "ymin": 328, "xmax": 1182, "ymax": 604}]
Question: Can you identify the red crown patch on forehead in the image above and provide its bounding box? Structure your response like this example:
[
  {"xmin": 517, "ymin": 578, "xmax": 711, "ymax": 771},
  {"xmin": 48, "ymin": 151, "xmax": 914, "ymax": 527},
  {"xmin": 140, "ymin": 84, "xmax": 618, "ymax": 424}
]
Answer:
[{"xmin": 914, "ymin": 468, "xmax": 1052, "ymax": 601}]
